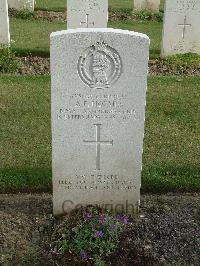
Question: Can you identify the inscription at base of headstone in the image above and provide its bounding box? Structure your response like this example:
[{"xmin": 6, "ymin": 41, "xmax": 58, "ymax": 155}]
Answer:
[
  {"xmin": 51, "ymin": 28, "xmax": 149, "ymax": 215},
  {"xmin": 161, "ymin": 0, "xmax": 200, "ymax": 56},
  {"xmin": 7, "ymin": 0, "xmax": 34, "ymax": 12},
  {"xmin": 67, "ymin": 0, "xmax": 108, "ymax": 29},
  {"xmin": 134, "ymin": 0, "xmax": 160, "ymax": 11},
  {"xmin": 0, "ymin": 0, "xmax": 10, "ymax": 46}
]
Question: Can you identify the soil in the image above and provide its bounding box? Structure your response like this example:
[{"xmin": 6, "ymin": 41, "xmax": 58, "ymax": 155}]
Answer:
[
  {"xmin": 34, "ymin": 10, "xmax": 66, "ymax": 22},
  {"xmin": 0, "ymin": 193, "xmax": 199, "ymax": 265},
  {"xmin": 8, "ymin": 9, "xmax": 161, "ymax": 23},
  {"xmin": 8, "ymin": 56, "xmax": 198, "ymax": 76},
  {"xmin": 17, "ymin": 56, "xmax": 50, "ymax": 76}
]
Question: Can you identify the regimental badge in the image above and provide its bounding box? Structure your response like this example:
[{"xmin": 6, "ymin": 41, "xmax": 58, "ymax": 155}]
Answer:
[{"xmin": 78, "ymin": 41, "xmax": 122, "ymax": 89}]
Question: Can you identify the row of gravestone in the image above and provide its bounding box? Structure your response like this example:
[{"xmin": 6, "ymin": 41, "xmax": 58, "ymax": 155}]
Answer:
[
  {"xmin": 1, "ymin": 0, "xmax": 200, "ymax": 56},
  {"xmin": 4, "ymin": 0, "xmax": 161, "ymax": 12}
]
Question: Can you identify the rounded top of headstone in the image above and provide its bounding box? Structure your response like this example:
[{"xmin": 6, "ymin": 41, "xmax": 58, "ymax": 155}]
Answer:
[{"xmin": 50, "ymin": 28, "xmax": 150, "ymax": 43}]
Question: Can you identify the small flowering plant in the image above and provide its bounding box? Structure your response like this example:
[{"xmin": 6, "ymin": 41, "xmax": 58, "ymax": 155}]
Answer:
[{"xmin": 50, "ymin": 206, "xmax": 129, "ymax": 264}]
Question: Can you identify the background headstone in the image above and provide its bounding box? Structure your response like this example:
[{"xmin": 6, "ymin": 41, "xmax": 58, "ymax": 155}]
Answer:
[
  {"xmin": 161, "ymin": 0, "xmax": 200, "ymax": 56},
  {"xmin": 0, "ymin": 0, "xmax": 10, "ymax": 46},
  {"xmin": 51, "ymin": 28, "xmax": 149, "ymax": 215},
  {"xmin": 8, "ymin": 0, "xmax": 34, "ymax": 12},
  {"xmin": 67, "ymin": 0, "xmax": 108, "ymax": 29},
  {"xmin": 134, "ymin": 0, "xmax": 160, "ymax": 11}
]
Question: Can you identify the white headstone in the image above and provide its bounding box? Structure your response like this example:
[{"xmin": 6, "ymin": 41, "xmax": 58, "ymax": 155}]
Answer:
[
  {"xmin": 7, "ymin": 0, "xmax": 34, "ymax": 12},
  {"xmin": 161, "ymin": 0, "xmax": 200, "ymax": 56},
  {"xmin": 67, "ymin": 0, "xmax": 108, "ymax": 29},
  {"xmin": 134, "ymin": 0, "xmax": 160, "ymax": 11},
  {"xmin": 0, "ymin": 0, "xmax": 10, "ymax": 46},
  {"xmin": 51, "ymin": 28, "xmax": 149, "ymax": 216}
]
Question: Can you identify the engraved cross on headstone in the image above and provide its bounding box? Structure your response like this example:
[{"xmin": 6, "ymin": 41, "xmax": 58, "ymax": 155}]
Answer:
[
  {"xmin": 80, "ymin": 14, "xmax": 95, "ymax": 28},
  {"xmin": 177, "ymin": 16, "xmax": 191, "ymax": 39},
  {"xmin": 83, "ymin": 124, "xmax": 113, "ymax": 170}
]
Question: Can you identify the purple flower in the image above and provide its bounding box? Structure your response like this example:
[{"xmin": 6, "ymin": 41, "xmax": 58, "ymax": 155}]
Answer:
[
  {"xmin": 94, "ymin": 230, "xmax": 104, "ymax": 238},
  {"xmin": 83, "ymin": 212, "xmax": 92, "ymax": 220},
  {"xmin": 80, "ymin": 250, "xmax": 88, "ymax": 260},
  {"xmin": 97, "ymin": 214, "xmax": 106, "ymax": 224},
  {"xmin": 116, "ymin": 214, "xmax": 129, "ymax": 225}
]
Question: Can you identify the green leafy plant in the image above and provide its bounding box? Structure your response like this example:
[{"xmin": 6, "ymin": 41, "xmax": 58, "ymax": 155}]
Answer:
[
  {"xmin": 50, "ymin": 207, "xmax": 129, "ymax": 265},
  {"xmin": 132, "ymin": 10, "xmax": 163, "ymax": 22},
  {"xmin": 109, "ymin": 7, "xmax": 133, "ymax": 15},
  {"xmin": 0, "ymin": 47, "xmax": 19, "ymax": 73},
  {"xmin": 9, "ymin": 9, "xmax": 34, "ymax": 20},
  {"xmin": 162, "ymin": 53, "xmax": 200, "ymax": 69}
]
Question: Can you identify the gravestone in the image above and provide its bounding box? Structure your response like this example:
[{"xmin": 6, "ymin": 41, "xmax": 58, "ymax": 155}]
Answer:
[
  {"xmin": 0, "ymin": 0, "xmax": 10, "ymax": 46},
  {"xmin": 7, "ymin": 0, "xmax": 34, "ymax": 12},
  {"xmin": 67, "ymin": 0, "xmax": 108, "ymax": 29},
  {"xmin": 51, "ymin": 28, "xmax": 149, "ymax": 216},
  {"xmin": 161, "ymin": 0, "xmax": 200, "ymax": 56},
  {"xmin": 134, "ymin": 0, "xmax": 160, "ymax": 11}
]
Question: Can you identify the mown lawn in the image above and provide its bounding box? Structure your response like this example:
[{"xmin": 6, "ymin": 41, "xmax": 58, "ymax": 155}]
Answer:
[
  {"xmin": 35, "ymin": 0, "xmax": 66, "ymax": 11},
  {"xmin": 10, "ymin": 18, "xmax": 162, "ymax": 58},
  {"xmin": 34, "ymin": 0, "xmax": 133, "ymax": 11},
  {"xmin": 10, "ymin": 18, "xmax": 66, "ymax": 56},
  {"xmin": 0, "ymin": 76, "xmax": 199, "ymax": 193},
  {"xmin": 35, "ymin": 0, "xmax": 165, "ymax": 11},
  {"xmin": 109, "ymin": 20, "xmax": 161, "ymax": 58}
]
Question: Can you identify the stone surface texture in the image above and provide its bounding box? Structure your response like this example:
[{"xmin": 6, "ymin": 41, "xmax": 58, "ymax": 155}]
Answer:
[
  {"xmin": 0, "ymin": 0, "xmax": 10, "ymax": 46},
  {"xmin": 8, "ymin": 0, "xmax": 34, "ymax": 12},
  {"xmin": 134, "ymin": 0, "xmax": 160, "ymax": 11},
  {"xmin": 161, "ymin": 0, "xmax": 200, "ymax": 56},
  {"xmin": 67, "ymin": 0, "xmax": 108, "ymax": 29},
  {"xmin": 51, "ymin": 28, "xmax": 149, "ymax": 215}
]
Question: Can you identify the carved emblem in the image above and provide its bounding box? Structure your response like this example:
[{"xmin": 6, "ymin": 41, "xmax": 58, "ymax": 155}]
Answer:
[{"xmin": 78, "ymin": 41, "xmax": 122, "ymax": 89}]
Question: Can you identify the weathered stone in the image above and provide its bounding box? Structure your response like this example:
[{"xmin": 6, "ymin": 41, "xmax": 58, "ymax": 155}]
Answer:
[
  {"xmin": 0, "ymin": 0, "xmax": 10, "ymax": 46},
  {"xmin": 8, "ymin": 0, "xmax": 34, "ymax": 12},
  {"xmin": 51, "ymin": 28, "xmax": 149, "ymax": 216},
  {"xmin": 67, "ymin": 0, "xmax": 108, "ymax": 29},
  {"xmin": 134, "ymin": 0, "xmax": 160, "ymax": 11},
  {"xmin": 161, "ymin": 0, "xmax": 200, "ymax": 56}
]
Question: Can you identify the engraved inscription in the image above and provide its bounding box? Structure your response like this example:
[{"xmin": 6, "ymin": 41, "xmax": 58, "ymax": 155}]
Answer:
[
  {"xmin": 58, "ymin": 174, "xmax": 137, "ymax": 191},
  {"xmin": 177, "ymin": 16, "xmax": 191, "ymax": 39},
  {"xmin": 88, "ymin": 0, "xmax": 100, "ymax": 10},
  {"xmin": 172, "ymin": 40, "xmax": 197, "ymax": 52},
  {"xmin": 57, "ymin": 93, "xmax": 138, "ymax": 121},
  {"xmin": 176, "ymin": 0, "xmax": 197, "ymax": 11},
  {"xmin": 70, "ymin": 0, "xmax": 106, "ymax": 12},
  {"xmin": 172, "ymin": 41, "xmax": 186, "ymax": 52},
  {"xmin": 78, "ymin": 41, "xmax": 122, "ymax": 89},
  {"xmin": 83, "ymin": 124, "xmax": 113, "ymax": 170},
  {"xmin": 167, "ymin": 0, "xmax": 199, "ymax": 12}
]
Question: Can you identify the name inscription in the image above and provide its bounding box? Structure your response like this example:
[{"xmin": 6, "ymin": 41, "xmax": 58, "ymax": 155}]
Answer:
[{"xmin": 57, "ymin": 93, "xmax": 137, "ymax": 121}]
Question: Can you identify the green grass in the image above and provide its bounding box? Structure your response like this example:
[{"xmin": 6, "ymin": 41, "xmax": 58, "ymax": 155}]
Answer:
[
  {"xmin": 109, "ymin": 0, "xmax": 165, "ymax": 11},
  {"xmin": 143, "ymin": 77, "xmax": 200, "ymax": 192},
  {"xmin": 0, "ymin": 76, "xmax": 199, "ymax": 193},
  {"xmin": 35, "ymin": 0, "xmax": 165, "ymax": 11},
  {"xmin": 10, "ymin": 18, "xmax": 162, "ymax": 58},
  {"xmin": 34, "ymin": 0, "xmax": 133, "ymax": 11},
  {"xmin": 10, "ymin": 18, "xmax": 66, "ymax": 56},
  {"xmin": 0, "ymin": 76, "xmax": 51, "ymax": 192},
  {"xmin": 35, "ymin": 0, "xmax": 66, "ymax": 12},
  {"xmin": 109, "ymin": 0, "xmax": 133, "ymax": 9},
  {"xmin": 109, "ymin": 20, "xmax": 162, "ymax": 58}
]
